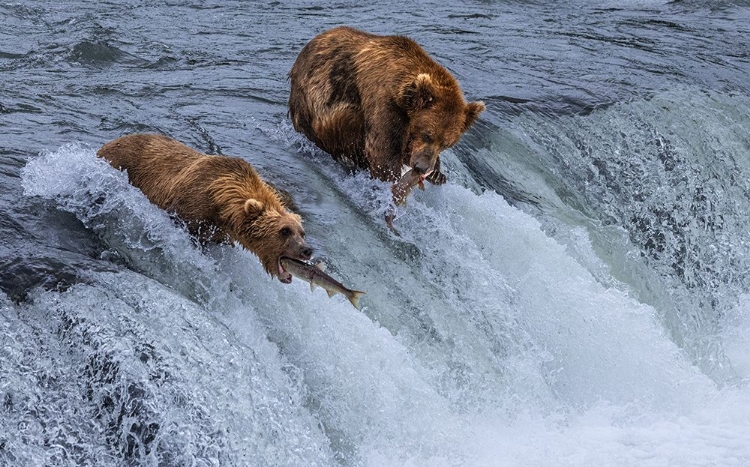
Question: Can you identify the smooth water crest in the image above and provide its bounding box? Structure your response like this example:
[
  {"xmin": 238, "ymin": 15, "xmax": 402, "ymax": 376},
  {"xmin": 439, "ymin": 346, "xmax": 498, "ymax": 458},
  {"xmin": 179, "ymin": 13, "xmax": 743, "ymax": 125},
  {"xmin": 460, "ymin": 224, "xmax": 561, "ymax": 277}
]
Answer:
[{"xmin": 2, "ymin": 1, "xmax": 750, "ymax": 466}]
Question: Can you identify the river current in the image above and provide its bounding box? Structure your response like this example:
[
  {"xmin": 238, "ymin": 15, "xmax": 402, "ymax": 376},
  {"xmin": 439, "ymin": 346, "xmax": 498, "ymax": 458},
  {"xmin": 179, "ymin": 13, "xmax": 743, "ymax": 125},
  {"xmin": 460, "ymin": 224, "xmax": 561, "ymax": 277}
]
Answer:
[{"xmin": 2, "ymin": 1, "xmax": 750, "ymax": 466}]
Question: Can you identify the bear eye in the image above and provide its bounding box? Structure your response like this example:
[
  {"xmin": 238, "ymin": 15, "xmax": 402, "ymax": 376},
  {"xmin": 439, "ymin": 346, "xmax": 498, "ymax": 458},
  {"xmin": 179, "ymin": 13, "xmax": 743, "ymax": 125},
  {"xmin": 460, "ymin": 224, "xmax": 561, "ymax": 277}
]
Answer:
[
  {"xmin": 422, "ymin": 133, "xmax": 433, "ymax": 143},
  {"xmin": 280, "ymin": 227, "xmax": 292, "ymax": 237}
]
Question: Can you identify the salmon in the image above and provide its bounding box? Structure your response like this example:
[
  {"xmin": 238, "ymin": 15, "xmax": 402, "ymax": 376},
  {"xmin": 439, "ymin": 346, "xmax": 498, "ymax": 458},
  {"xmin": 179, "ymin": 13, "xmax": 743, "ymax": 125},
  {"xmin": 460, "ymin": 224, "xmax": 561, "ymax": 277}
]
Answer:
[
  {"xmin": 280, "ymin": 257, "xmax": 366, "ymax": 309},
  {"xmin": 386, "ymin": 168, "xmax": 428, "ymax": 230}
]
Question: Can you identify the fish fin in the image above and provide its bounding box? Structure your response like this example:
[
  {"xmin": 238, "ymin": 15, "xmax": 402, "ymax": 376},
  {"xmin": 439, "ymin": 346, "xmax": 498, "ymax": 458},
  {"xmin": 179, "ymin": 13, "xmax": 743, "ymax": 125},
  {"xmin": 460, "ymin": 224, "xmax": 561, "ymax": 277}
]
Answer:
[
  {"xmin": 326, "ymin": 289, "xmax": 336, "ymax": 298},
  {"xmin": 348, "ymin": 291, "xmax": 366, "ymax": 309},
  {"xmin": 315, "ymin": 262, "xmax": 326, "ymax": 271},
  {"xmin": 310, "ymin": 282, "xmax": 316, "ymax": 292}
]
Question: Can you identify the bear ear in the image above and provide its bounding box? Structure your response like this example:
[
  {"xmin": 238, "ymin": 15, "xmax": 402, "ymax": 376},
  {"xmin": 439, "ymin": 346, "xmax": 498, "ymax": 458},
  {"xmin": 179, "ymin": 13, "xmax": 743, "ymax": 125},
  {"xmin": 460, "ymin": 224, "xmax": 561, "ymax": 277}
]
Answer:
[
  {"xmin": 463, "ymin": 101, "xmax": 485, "ymax": 131},
  {"xmin": 244, "ymin": 198, "xmax": 264, "ymax": 217},
  {"xmin": 401, "ymin": 73, "xmax": 436, "ymax": 111}
]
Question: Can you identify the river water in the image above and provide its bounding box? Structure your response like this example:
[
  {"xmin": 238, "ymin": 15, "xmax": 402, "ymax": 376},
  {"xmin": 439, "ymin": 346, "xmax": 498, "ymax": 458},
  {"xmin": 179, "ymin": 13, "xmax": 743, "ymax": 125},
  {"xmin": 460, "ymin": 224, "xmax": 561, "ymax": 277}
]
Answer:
[{"xmin": 2, "ymin": 1, "xmax": 750, "ymax": 466}]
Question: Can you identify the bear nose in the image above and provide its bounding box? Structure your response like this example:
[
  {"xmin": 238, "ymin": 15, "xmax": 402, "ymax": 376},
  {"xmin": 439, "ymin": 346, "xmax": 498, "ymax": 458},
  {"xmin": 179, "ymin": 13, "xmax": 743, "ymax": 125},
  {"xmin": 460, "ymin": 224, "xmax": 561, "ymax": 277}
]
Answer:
[
  {"xmin": 300, "ymin": 245, "xmax": 313, "ymax": 259},
  {"xmin": 413, "ymin": 162, "xmax": 432, "ymax": 175}
]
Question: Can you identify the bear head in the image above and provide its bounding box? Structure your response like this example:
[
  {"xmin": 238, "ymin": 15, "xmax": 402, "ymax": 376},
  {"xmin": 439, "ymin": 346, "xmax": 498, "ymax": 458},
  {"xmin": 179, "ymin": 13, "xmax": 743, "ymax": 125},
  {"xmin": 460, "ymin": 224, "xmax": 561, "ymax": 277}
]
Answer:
[
  {"xmin": 237, "ymin": 198, "xmax": 313, "ymax": 283},
  {"xmin": 400, "ymin": 73, "xmax": 485, "ymax": 176}
]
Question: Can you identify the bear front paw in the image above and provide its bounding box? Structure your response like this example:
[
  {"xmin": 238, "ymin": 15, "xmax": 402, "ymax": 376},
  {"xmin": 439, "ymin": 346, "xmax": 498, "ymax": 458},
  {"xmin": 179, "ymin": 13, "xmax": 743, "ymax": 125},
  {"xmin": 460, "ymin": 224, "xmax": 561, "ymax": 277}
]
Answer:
[{"xmin": 426, "ymin": 170, "xmax": 447, "ymax": 185}]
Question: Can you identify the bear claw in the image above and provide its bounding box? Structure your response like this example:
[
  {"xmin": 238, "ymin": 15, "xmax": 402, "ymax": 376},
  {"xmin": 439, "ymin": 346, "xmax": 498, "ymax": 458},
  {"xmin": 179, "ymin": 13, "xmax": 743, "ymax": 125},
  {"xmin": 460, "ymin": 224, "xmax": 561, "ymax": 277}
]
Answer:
[{"xmin": 426, "ymin": 170, "xmax": 446, "ymax": 185}]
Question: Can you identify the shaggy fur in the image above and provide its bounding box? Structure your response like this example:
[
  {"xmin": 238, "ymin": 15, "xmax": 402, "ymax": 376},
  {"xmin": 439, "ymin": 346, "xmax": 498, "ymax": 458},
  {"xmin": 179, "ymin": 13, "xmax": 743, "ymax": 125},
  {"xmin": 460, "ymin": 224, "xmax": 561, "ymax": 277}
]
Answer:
[
  {"xmin": 289, "ymin": 26, "xmax": 484, "ymax": 195},
  {"xmin": 98, "ymin": 134, "xmax": 312, "ymax": 283}
]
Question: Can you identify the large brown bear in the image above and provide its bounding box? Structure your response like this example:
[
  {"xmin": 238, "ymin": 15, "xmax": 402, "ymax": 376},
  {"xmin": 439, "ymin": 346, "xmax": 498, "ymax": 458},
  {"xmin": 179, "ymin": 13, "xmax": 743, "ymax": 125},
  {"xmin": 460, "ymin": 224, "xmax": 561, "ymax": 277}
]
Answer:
[
  {"xmin": 97, "ymin": 134, "xmax": 313, "ymax": 283},
  {"xmin": 288, "ymin": 26, "xmax": 484, "ymax": 205}
]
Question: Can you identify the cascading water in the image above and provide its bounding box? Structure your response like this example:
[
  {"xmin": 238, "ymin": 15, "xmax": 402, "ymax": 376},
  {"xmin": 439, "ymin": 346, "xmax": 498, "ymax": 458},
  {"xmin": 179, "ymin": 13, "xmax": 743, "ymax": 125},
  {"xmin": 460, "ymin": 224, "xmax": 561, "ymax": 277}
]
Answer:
[{"xmin": 505, "ymin": 87, "xmax": 750, "ymax": 382}]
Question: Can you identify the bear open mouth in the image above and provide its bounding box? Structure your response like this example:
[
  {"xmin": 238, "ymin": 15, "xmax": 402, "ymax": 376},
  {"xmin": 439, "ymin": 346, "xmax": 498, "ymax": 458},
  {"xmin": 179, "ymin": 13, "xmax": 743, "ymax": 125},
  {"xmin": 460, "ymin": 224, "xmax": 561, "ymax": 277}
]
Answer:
[
  {"xmin": 403, "ymin": 164, "xmax": 431, "ymax": 185},
  {"xmin": 278, "ymin": 258, "xmax": 293, "ymax": 284}
]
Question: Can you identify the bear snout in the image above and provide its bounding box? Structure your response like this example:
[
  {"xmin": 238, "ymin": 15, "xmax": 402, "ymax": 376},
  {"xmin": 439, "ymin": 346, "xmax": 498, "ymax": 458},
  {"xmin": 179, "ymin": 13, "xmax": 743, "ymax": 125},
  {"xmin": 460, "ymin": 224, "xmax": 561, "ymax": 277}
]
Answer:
[
  {"xmin": 299, "ymin": 244, "xmax": 313, "ymax": 260},
  {"xmin": 411, "ymin": 161, "xmax": 431, "ymax": 175},
  {"xmin": 285, "ymin": 237, "xmax": 313, "ymax": 262},
  {"xmin": 410, "ymin": 149, "xmax": 436, "ymax": 175}
]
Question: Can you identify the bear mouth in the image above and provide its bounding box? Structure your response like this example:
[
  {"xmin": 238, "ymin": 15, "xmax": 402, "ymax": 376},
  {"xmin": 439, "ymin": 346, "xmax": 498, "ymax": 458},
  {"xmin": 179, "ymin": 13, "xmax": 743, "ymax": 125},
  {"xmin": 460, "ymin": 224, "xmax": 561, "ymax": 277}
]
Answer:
[
  {"xmin": 402, "ymin": 164, "xmax": 432, "ymax": 184},
  {"xmin": 278, "ymin": 258, "xmax": 293, "ymax": 284}
]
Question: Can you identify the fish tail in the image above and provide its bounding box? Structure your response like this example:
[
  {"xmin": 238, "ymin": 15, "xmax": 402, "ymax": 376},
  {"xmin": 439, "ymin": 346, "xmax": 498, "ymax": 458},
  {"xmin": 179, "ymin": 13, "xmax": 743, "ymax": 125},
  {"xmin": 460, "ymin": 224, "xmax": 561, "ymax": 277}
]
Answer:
[{"xmin": 348, "ymin": 291, "xmax": 366, "ymax": 309}]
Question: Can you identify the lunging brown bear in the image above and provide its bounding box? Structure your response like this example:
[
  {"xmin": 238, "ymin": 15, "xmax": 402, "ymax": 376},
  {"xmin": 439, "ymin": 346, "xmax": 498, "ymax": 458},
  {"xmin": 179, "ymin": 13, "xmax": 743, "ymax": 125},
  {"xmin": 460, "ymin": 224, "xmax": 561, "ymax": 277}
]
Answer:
[
  {"xmin": 97, "ymin": 134, "xmax": 313, "ymax": 283},
  {"xmin": 289, "ymin": 26, "xmax": 484, "ymax": 206}
]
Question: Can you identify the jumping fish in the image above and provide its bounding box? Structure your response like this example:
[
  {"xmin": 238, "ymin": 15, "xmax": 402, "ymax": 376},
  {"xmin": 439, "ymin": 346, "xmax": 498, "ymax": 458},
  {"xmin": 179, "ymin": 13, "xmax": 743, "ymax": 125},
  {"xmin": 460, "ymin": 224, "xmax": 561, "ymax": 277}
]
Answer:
[
  {"xmin": 391, "ymin": 167, "xmax": 427, "ymax": 206},
  {"xmin": 279, "ymin": 257, "xmax": 366, "ymax": 309},
  {"xmin": 386, "ymin": 167, "xmax": 429, "ymax": 230}
]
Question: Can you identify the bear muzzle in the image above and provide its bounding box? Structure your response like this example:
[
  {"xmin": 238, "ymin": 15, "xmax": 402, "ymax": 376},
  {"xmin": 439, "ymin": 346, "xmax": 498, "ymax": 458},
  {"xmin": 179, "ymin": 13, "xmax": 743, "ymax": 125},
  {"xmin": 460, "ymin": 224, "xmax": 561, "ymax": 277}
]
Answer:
[
  {"xmin": 409, "ymin": 147, "xmax": 437, "ymax": 177},
  {"xmin": 298, "ymin": 244, "xmax": 314, "ymax": 260},
  {"xmin": 277, "ymin": 241, "xmax": 314, "ymax": 284}
]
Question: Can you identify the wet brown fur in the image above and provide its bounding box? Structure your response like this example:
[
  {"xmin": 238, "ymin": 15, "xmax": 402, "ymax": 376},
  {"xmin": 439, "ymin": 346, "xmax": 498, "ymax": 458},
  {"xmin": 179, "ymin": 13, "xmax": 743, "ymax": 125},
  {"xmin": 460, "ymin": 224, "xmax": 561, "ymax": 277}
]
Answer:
[
  {"xmin": 289, "ymin": 26, "xmax": 484, "ymax": 187},
  {"xmin": 97, "ymin": 134, "xmax": 312, "ymax": 281}
]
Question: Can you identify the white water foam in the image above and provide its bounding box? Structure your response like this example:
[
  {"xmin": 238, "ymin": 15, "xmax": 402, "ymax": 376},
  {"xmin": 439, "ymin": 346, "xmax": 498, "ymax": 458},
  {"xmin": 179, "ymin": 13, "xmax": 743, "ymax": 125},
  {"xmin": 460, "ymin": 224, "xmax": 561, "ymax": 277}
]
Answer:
[
  {"xmin": 722, "ymin": 294, "xmax": 750, "ymax": 382},
  {"xmin": 15, "ymin": 143, "xmax": 750, "ymax": 466}
]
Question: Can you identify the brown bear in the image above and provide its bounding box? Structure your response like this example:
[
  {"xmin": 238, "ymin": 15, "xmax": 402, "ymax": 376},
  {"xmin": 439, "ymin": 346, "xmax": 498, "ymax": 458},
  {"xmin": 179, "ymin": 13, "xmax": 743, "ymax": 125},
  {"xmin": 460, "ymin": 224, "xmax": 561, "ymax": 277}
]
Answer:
[
  {"xmin": 97, "ymin": 134, "xmax": 313, "ymax": 283},
  {"xmin": 288, "ymin": 26, "xmax": 485, "ymax": 206}
]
